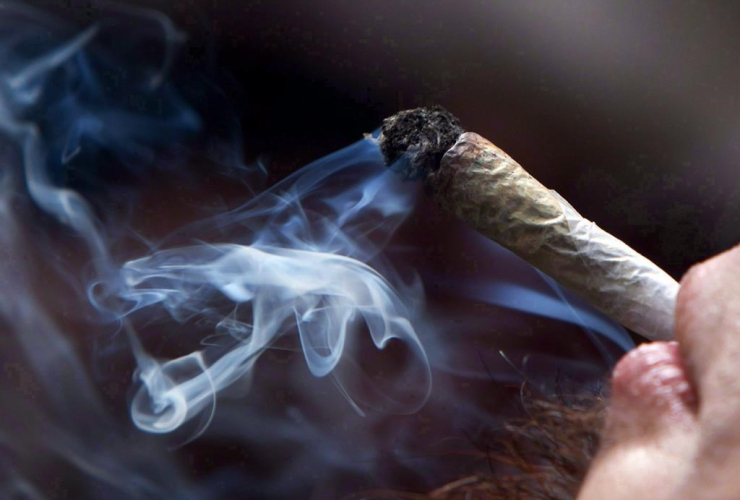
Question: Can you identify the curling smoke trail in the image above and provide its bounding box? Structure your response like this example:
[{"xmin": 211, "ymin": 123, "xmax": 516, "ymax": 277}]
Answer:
[
  {"xmin": 0, "ymin": 3, "xmax": 632, "ymax": 498},
  {"xmin": 111, "ymin": 138, "xmax": 432, "ymax": 433},
  {"xmin": 2, "ymin": 0, "xmax": 431, "ymax": 444}
]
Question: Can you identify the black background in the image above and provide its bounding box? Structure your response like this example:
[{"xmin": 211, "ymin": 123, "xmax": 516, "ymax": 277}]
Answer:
[
  {"xmin": 39, "ymin": 0, "xmax": 740, "ymax": 279},
  {"xmin": 12, "ymin": 2, "xmax": 740, "ymax": 497}
]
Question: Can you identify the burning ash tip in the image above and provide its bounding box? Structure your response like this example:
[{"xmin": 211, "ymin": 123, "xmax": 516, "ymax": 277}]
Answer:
[{"xmin": 379, "ymin": 105, "xmax": 464, "ymax": 180}]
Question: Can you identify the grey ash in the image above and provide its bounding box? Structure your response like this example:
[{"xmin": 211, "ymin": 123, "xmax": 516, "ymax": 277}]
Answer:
[{"xmin": 379, "ymin": 105, "xmax": 464, "ymax": 180}]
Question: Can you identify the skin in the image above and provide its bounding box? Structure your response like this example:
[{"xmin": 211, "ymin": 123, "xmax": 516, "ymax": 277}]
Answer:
[{"xmin": 578, "ymin": 244, "xmax": 740, "ymax": 499}]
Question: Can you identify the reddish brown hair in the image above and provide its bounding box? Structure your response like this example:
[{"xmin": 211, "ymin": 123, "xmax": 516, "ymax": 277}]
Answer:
[{"xmin": 355, "ymin": 388, "xmax": 606, "ymax": 500}]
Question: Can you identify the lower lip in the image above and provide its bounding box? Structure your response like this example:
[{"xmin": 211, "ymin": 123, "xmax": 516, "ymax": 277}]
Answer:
[{"xmin": 611, "ymin": 341, "xmax": 696, "ymax": 414}]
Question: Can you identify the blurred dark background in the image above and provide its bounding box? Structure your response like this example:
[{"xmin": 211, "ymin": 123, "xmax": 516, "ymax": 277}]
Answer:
[
  {"xmin": 40, "ymin": 0, "xmax": 740, "ymax": 278},
  {"xmin": 7, "ymin": 2, "xmax": 738, "ymax": 497}
]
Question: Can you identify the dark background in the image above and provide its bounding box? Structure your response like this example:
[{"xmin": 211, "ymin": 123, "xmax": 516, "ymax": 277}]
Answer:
[
  {"xmin": 8, "ymin": 2, "xmax": 738, "ymax": 497},
  {"xmin": 38, "ymin": 0, "xmax": 740, "ymax": 279}
]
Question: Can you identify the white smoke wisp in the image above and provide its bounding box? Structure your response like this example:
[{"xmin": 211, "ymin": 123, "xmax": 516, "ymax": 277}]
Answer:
[
  {"xmin": 81, "ymin": 125, "xmax": 432, "ymax": 434},
  {"xmin": 122, "ymin": 243, "xmax": 429, "ymax": 432},
  {"xmin": 1, "ymin": 1, "xmax": 428, "ymax": 440}
]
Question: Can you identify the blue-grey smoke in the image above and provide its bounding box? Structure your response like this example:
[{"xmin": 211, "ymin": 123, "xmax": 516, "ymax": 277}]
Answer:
[{"xmin": 0, "ymin": 3, "xmax": 632, "ymax": 499}]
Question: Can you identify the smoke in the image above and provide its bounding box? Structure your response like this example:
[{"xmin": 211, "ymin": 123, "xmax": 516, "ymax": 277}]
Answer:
[
  {"xmin": 0, "ymin": 3, "xmax": 632, "ymax": 498},
  {"xmin": 110, "ymin": 137, "xmax": 432, "ymax": 435}
]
